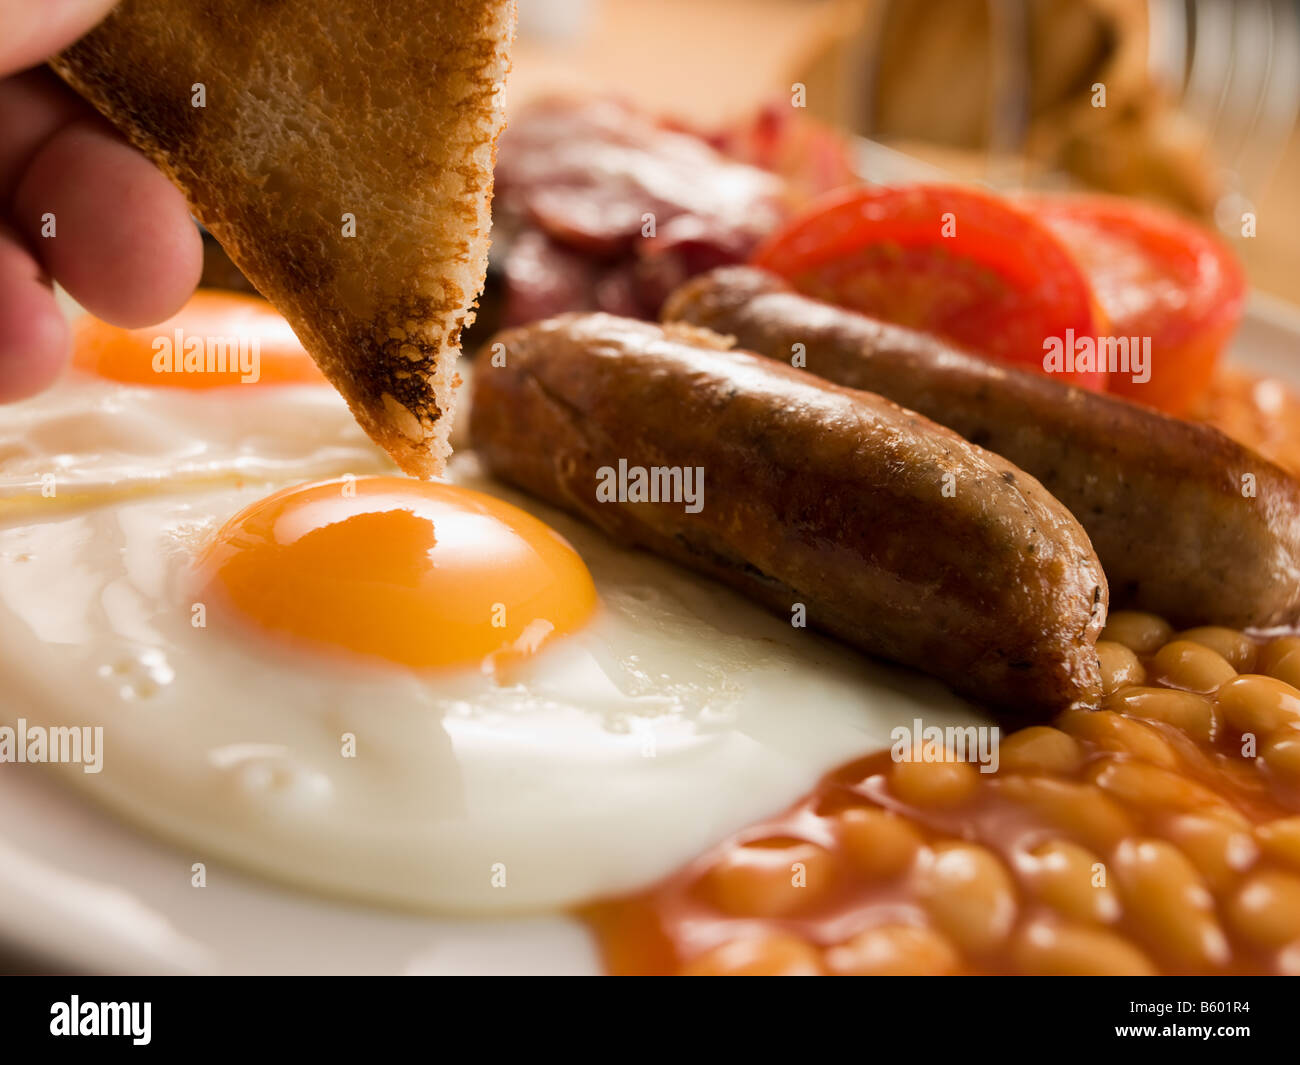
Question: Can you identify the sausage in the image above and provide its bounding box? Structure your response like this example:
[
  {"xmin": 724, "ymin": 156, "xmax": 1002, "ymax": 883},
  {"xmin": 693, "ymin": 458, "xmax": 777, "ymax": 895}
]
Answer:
[
  {"xmin": 470, "ymin": 313, "xmax": 1107, "ymax": 722},
  {"xmin": 663, "ymin": 266, "xmax": 1300, "ymax": 630}
]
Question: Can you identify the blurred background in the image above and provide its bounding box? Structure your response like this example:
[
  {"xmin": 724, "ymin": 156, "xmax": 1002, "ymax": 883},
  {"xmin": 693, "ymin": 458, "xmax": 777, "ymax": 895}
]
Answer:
[{"xmin": 508, "ymin": 0, "xmax": 1300, "ymax": 303}]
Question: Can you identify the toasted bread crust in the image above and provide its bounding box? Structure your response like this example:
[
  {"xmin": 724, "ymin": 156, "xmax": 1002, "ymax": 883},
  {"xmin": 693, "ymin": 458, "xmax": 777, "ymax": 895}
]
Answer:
[{"xmin": 51, "ymin": 0, "xmax": 516, "ymax": 476}]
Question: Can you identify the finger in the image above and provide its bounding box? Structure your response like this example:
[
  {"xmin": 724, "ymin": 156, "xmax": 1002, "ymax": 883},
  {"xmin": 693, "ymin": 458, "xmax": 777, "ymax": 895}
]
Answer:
[
  {"xmin": 0, "ymin": 67, "xmax": 96, "ymax": 205},
  {"xmin": 0, "ymin": 226, "xmax": 70, "ymax": 401},
  {"xmin": 0, "ymin": 0, "xmax": 120, "ymax": 79},
  {"xmin": 12, "ymin": 118, "xmax": 202, "ymax": 327}
]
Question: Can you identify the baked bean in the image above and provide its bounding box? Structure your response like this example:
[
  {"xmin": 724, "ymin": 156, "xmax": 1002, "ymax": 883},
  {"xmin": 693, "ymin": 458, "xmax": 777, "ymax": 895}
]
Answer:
[
  {"xmin": 1176, "ymin": 627, "xmax": 1257, "ymax": 673},
  {"xmin": 1256, "ymin": 817, "xmax": 1300, "ymax": 870},
  {"xmin": 1160, "ymin": 811, "xmax": 1258, "ymax": 894},
  {"xmin": 991, "ymin": 775, "xmax": 1136, "ymax": 852},
  {"xmin": 1216, "ymin": 675, "xmax": 1300, "ymax": 737},
  {"xmin": 998, "ymin": 726, "xmax": 1084, "ymax": 775},
  {"xmin": 1113, "ymin": 838, "xmax": 1229, "ymax": 969},
  {"xmin": 1258, "ymin": 636, "xmax": 1300, "ymax": 690},
  {"xmin": 1200, "ymin": 803, "xmax": 1253, "ymax": 831},
  {"xmin": 1057, "ymin": 708, "xmax": 1177, "ymax": 767},
  {"xmin": 1088, "ymin": 757, "xmax": 1226, "ymax": 813},
  {"xmin": 1010, "ymin": 919, "xmax": 1156, "ymax": 976},
  {"xmin": 1097, "ymin": 640, "xmax": 1145, "ymax": 695},
  {"xmin": 915, "ymin": 842, "xmax": 1017, "ymax": 954},
  {"xmin": 594, "ymin": 610, "xmax": 1300, "ymax": 976},
  {"xmin": 1225, "ymin": 870, "xmax": 1300, "ymax": 949},
  {"xmin": 1112, "ymin": 842, "xmax": 1232, "ymax": 972},
  {"xmin": 1261, "ymin": 729, "xmax": 1300, "ymax": 783},
  {"xmin": 1105, "ymin": 687, "xmax": 1219, "ymax": 744},
  {"xmin": 1151, "ymin": 640, "xmax": 1237, "ymax": 693},
  {"xmin": 701, "ymin": 838, "xmax": 834, "ymax": 918},
  {"xmin": 1023, "ymin": 839, "xmax": 1120, "ymax": 924},
  {"xmin": 1213, "ymin": 758, "xmax": 1274, "ymax": 801},
  {"xmin": 1101, "ymin": 611, "xmax": 1173, "ymax": 655},
  {"xmin": 683, "ymin": 934, "xmax": 823, "ymax": 976},
  {"xmin": 889, "ymin": 754, "xmax": 981, "ymax": 808},
  {"xmin": 836, "ymin": 806, "xmax": 923, "ymax": 879},
  {"xmin": 824, "ymin": 923, "xmax": 960, "ymax": 976}
]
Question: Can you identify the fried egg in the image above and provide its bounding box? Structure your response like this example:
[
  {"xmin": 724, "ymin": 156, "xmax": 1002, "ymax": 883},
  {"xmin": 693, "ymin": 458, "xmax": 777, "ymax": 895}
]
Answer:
[
  {"xmin": 0, "ymin": 455, "xmax": 985, "ymax": 912},
  {"xmin": 0, "ymin": 291, "xmax": 396, "ymax": 509}
]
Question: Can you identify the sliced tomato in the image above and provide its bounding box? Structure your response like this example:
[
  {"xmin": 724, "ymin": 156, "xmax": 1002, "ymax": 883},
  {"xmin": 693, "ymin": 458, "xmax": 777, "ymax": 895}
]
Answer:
[
  {"xmin": 1024, "ymin": 194, "xmax": 1246, "ymax": 415},
  {"xmin": 752, "ymin": 184, "xmax": 1109, "ymax": 390}
]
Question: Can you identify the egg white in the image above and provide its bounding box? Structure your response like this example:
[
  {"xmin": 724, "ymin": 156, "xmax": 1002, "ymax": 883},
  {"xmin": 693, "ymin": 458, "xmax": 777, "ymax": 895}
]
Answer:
[
  {"xmin": 0, "ymin": 371, "xmax": 395, "ymax": 510},
  {"xmin": 0, "ymin": 351, "xmax": 481, "ymax": 511},
  {"xmin": 0, "ymin": 454, "xmax": 987, "ymax": 913}
]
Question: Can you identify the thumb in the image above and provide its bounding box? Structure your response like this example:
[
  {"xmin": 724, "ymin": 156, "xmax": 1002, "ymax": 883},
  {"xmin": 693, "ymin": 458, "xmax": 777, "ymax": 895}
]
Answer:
[{"xmin": 0, "ymin": 0, "xmax": 120, "ymax": 79}]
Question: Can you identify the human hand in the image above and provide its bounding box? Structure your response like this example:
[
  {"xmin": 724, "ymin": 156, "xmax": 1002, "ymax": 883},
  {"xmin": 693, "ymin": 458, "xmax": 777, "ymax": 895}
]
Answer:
[{"xmin": 0, "ymin": 0, "xmax": 202, "ymax": 400}]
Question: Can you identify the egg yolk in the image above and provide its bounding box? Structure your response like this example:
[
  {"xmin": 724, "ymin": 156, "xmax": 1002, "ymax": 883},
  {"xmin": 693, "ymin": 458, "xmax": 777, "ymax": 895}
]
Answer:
[
  {"xmin": 73, "ymin": 290, "xmax": 326, "ymax": 388},
  {"xmin": 196, "ymin": 477, "xmax": 598, "ymax": 670}
]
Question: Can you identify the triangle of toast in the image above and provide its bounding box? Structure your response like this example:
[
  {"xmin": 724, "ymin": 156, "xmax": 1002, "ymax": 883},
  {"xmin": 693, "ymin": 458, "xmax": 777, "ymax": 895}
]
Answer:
[{"xmin": 51, "ymin": 0, "xmax": 516, "ymax": 476}]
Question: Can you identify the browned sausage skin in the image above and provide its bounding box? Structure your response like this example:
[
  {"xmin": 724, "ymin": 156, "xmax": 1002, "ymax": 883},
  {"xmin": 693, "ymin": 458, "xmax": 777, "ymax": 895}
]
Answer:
[
  {"xmin": 470, "ymin": 314, "xmax": 1106, "ymax": 723},
  {"xmin": 663, "ymin": 266, "xmax": 1300, "ymax": 631}
]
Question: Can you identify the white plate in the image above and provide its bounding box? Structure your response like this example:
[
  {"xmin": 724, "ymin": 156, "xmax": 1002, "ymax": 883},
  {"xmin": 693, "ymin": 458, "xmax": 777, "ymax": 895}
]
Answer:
[
  {"xmin": 0, "ymin": 765, "xmax": 600, "ymax": 975},
  {"xmin": 3, "ymin": 292, "xmax": 1299, "ymax": 977}
]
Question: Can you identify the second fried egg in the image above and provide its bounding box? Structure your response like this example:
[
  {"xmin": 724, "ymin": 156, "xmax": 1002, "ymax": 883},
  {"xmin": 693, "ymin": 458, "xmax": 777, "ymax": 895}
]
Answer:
[{"xmin": 0, "ymin": 291, "xmax": 395, "ymax": 509}]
